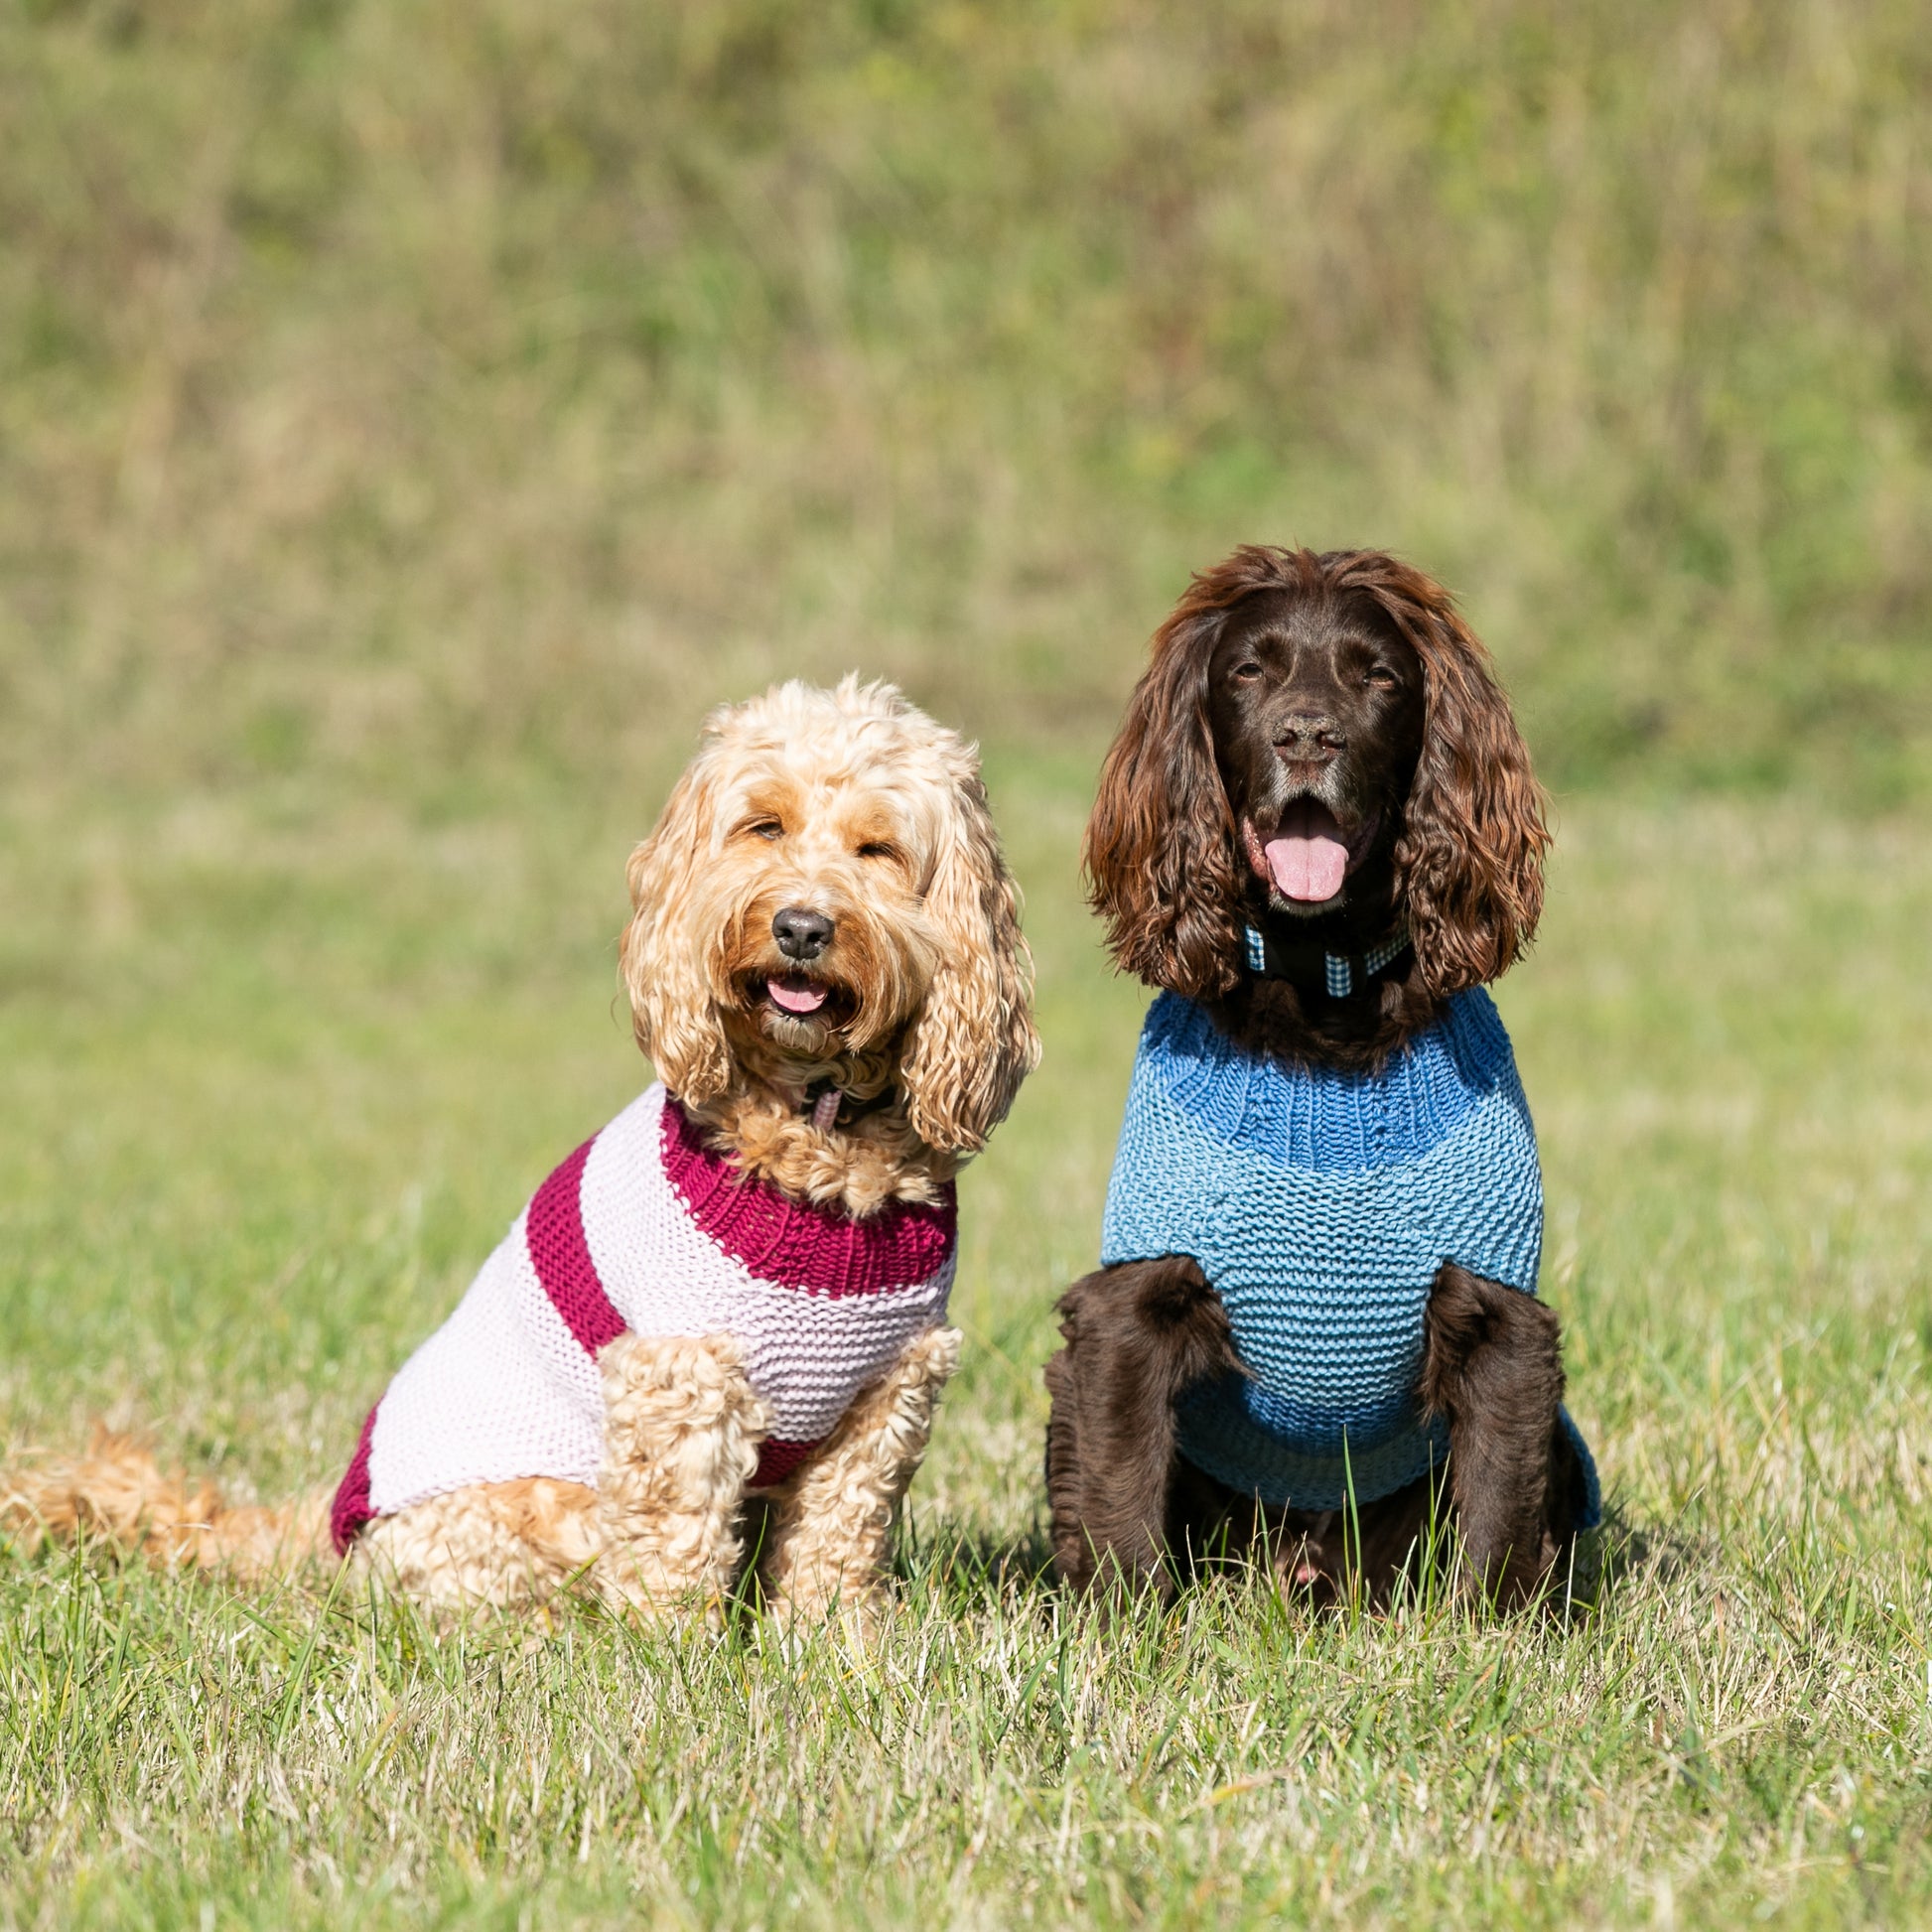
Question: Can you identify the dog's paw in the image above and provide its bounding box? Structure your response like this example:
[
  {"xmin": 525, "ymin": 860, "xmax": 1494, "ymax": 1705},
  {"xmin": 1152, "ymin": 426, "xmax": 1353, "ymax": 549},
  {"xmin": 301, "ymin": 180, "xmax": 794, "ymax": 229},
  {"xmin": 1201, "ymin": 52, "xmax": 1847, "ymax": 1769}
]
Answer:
[
  {"xmin": 903, "ymin": 1323, "xmax": 963, "ymax": 1386},
  {"xmin": 597, "ymin": 1331, "xmax": 771, "ymax": 1445},
  {"xmin": 594, "ymin": 1562, "xmax": 733, "ymax": 1633}
]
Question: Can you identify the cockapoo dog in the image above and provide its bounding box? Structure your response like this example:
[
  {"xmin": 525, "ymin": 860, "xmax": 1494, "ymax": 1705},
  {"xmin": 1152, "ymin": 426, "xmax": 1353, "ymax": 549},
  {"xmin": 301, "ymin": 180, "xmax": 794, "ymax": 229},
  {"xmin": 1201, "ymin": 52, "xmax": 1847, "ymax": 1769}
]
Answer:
[{"xmin": 8, "ymin": 678, "xmax": 1039, "ymax": 1622}]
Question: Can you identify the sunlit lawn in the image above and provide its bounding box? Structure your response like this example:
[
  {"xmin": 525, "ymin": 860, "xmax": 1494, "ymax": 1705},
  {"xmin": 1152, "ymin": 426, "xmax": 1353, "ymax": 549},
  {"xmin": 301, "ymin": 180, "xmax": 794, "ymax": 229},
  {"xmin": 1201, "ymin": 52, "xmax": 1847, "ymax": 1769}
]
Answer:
[{"xmin": 3, "ymin": 768, "xmax": 1930, "ymax": 1928}]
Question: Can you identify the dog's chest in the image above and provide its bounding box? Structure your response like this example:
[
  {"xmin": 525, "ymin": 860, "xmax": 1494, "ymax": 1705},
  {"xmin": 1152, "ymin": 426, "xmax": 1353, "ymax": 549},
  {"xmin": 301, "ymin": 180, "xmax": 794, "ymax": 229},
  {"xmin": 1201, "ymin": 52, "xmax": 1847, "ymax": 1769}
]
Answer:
[
  {"xmin": 346, "ymin": 1084, "xmax": 957, "ymax": 1533},
  {"xmin": 582, "ymin": 1086, "xmax": 959, "ymax": 1461},
  {"xmin": 1100, "ymin": 992, "xmax": 1544, "ymax": 1492}
]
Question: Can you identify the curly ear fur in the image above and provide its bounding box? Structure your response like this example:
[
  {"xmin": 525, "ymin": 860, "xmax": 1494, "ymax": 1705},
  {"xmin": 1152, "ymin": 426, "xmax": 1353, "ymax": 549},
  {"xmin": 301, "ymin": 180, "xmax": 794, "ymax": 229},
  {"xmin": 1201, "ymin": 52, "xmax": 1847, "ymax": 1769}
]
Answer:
[
  {"xmin": 1084, "ymin": 549, "xmax": 1311, "ymax": 998},
  {"xmin": 898, "ymin": 761, "xmax": 1040, "ymax": 1153},
  {"xmin": 1333, "ymin": 555, "xmax": 1550, "ymax": 992},
  {"xmin": 621, "ymin": 759, "xmax": 734, "ymax": 1106},
  {"xmin": 1086, "ymin": 546, "xmax": 1547, "ymax": 998}
]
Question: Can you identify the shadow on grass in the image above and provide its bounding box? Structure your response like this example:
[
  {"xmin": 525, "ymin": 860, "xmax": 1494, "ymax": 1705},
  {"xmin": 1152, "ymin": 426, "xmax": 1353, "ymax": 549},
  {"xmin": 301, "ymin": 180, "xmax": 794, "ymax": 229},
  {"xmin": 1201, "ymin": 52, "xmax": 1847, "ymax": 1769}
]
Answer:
[
  {"xmin": 1587, "ymin": 1503, "xmax": 1711, "ymax": 1600},
  {"xmin": 897, "ymin": 1518, "xmax": 1059, "ymax": 1600},
  {"xmin": 894, "ymin": 1503, "xmax": 1688, "ymax": 1631}
]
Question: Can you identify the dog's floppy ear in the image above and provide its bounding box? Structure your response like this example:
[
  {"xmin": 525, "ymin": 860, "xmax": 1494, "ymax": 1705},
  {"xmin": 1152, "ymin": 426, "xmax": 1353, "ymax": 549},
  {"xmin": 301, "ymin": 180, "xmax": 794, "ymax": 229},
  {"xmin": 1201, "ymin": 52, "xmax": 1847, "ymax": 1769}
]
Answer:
[
  {"xmin": 1085, "ymin": 549, "xmax": 1307, "ymax": 997},
  {"xmin": 898, "ymin": 759, "xmax": 1039, "ymax": 1155},
  {"xmin": 621, "ymin": 759, "xmax": 734, "ymax": 1105},
  {"xmin": 1371, "ymin": 566, "xmax": 1550, "ymax": 993}
]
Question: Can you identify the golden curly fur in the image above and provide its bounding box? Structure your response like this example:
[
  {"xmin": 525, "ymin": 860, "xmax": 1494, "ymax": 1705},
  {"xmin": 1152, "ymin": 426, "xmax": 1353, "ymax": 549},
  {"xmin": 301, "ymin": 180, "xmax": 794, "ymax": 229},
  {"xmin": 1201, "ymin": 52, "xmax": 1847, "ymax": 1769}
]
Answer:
[{"xmin": 4, "ymin": 678, "xmax": 1038, "ymax": 1625}]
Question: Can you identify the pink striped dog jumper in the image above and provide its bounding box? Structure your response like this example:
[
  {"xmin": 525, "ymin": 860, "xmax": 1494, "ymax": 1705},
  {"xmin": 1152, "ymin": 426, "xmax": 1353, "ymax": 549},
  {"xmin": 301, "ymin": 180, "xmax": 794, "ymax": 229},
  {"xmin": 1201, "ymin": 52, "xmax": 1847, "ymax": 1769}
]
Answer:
[{"xmin": 330, "ymin": 1084, "xmax": 956, "ymax": 1553}]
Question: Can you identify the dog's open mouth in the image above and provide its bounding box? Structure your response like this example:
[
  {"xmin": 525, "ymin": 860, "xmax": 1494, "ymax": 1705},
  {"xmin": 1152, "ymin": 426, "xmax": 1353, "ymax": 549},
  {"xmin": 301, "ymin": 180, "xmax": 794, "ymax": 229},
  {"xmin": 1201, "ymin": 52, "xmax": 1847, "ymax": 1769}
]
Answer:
[
  {"xmin": 1242, "ymin": 802, "xmax": 1377, "ymax": 904},
  {"xmin": 766, "ymin": 974, "xmax": 828, "ymax": 1016},
  {"xmin": 753, "ymin": 973, "xmax": 856, "ymax": 1027}
]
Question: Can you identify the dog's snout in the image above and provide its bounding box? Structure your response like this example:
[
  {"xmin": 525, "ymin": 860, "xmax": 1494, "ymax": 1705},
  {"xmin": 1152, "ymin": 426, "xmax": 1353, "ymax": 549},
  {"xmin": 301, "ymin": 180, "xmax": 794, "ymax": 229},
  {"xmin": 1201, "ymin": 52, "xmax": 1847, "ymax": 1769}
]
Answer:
[
  {"xmin": 772, "ymin": 905, "xmax": 836, "ymax": 961},
  {"xmin": 1274, "ymin": 713, "xmax": 1346, "ymax": 760}
]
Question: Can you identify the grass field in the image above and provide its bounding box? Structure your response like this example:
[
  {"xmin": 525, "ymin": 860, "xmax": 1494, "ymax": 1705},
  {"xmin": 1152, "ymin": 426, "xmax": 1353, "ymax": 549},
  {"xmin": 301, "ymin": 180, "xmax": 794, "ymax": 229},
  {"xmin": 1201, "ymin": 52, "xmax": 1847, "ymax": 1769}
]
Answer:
[{"xmin": 4, "ymin": 769, "xmax": 1931, "ymax": 1929}]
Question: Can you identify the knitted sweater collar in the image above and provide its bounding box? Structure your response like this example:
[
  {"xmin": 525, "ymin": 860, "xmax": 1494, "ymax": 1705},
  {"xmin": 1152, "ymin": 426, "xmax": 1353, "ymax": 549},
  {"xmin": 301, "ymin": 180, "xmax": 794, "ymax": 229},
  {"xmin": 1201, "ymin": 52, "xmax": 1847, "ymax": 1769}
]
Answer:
[{"xmin": 1137, "ymin": 988, "xmax": 1509, "ymax": 1172}]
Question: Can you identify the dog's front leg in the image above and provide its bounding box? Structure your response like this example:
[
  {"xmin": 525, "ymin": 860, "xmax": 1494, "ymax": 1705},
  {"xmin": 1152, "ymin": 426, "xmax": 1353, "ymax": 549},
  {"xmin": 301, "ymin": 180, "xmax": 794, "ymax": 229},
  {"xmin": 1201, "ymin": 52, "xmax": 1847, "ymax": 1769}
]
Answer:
[
  {"xmin": 757, "ymin": 1325, "xmax": 961, "ymax": 1630},
  {"xmin": 1419, "ymin": 1261, "xmax": 1567, "ymax": 1607},
  {"xmin": 1044, "ymin": 1257, "xmax": 1236, "ymax": 1603},
  {"xmin": 595, "ymin": 1331, "xmax": 770, "ymax": 1619}
]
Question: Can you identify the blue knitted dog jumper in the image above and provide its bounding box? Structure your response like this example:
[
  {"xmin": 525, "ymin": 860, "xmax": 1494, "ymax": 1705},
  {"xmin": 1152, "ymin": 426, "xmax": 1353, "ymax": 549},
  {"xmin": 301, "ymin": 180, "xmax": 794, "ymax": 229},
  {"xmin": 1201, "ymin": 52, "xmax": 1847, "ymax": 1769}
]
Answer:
[{"xmin": 1101, "ymin": 990, "xmax": 1600, "ymax": 1523}]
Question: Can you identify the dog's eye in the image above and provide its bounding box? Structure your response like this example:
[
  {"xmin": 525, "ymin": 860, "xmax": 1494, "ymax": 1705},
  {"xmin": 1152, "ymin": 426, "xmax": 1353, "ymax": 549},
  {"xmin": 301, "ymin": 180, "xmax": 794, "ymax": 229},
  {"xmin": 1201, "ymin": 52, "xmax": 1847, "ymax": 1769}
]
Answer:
[
  {"xmin": 1364, "ymin": 665, "xmax": 1398, "ymax": 690},
  {"xmin": 1231, "ymin": 660, "xmax": 1263, "ymax": 682},
  {"xmin": 745, "ymin": 818, "xmax": 784, "ymax": 841},
  {"xmin": 857, "ymin": 841, "xmax": 899, "ymax": 861}
]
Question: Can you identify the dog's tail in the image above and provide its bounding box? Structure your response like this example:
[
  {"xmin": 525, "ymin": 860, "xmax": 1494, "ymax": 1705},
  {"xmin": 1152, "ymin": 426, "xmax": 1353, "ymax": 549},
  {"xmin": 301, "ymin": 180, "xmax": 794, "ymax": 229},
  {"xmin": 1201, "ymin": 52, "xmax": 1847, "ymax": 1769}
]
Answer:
[{"xmin": 1, "ymin": 1430, "xmax": 333, "ymax": 1579}]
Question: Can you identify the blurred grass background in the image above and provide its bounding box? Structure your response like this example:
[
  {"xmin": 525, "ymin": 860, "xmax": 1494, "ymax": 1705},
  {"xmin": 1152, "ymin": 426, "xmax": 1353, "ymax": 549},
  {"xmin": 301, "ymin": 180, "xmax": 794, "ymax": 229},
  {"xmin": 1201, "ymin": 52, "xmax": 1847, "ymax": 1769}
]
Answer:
[
  {"xmin": 4, "ymin": 0, "xmax": 1930, "ymax": 821},
  {"xmin": 5, "ymin": 3, "xmax": 1932, "ymax": 1927}
]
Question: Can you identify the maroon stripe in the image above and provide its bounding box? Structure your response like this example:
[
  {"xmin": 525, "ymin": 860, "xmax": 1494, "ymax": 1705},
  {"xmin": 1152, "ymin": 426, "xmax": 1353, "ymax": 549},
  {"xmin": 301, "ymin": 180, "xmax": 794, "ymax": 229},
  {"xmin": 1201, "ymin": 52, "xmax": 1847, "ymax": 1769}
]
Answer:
[
  {"xmin": 330, "ymin": 1405, "xmax": 379, "ymax": 1555},
  {"xmin": 750, "ymin": 1438, "xmax": 818, "ymax": 1488},
  {"xmin": 526, "ymin": 1136, "xmax": 627, "ymax": 1355},
  {"xmin": 660, "ymin": 1098, "xmax": 956, "ymax": 1297}
]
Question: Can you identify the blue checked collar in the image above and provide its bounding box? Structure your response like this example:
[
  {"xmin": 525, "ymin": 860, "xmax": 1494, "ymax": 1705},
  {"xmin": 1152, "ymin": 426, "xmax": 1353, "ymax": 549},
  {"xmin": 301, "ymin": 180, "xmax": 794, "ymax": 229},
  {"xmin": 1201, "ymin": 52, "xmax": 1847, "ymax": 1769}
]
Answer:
[{"xmin": 1243, "ymin": 920, "xmax": 1412, "ymax": 999}]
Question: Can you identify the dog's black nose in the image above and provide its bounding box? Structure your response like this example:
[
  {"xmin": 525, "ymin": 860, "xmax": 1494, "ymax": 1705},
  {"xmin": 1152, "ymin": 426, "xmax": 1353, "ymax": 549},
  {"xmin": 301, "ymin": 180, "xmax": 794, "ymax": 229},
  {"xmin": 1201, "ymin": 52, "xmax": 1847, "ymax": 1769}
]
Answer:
[
  {"xmin": 772, "ymin": 906, "xmax": 836, "ymax": 961},
  {"xmin": 1274, "ymin": 713, "xmax": 1346, "ymax": 759}
]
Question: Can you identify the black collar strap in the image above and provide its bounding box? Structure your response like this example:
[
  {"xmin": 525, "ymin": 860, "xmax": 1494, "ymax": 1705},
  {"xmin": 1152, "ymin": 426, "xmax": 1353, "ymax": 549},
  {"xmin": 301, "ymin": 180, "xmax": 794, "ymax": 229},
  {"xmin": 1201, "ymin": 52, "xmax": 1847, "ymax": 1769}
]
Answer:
[
  {"xmin": 802, "ymin": 1078, "xmax": 895, "ymax": 1131},
  {"xmin": 1243, "ymin": 922, "xmax": 1411, "ymax": 1000}
]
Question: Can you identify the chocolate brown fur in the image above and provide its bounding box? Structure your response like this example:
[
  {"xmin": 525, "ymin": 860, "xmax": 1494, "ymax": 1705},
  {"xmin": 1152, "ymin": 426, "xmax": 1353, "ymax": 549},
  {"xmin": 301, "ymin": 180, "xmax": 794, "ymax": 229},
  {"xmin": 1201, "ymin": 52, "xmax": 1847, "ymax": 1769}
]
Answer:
[
  {"xmin": 1051, "ymin": 547, "xmax": 1583, "ymax": 1609},
  {"xmin": 1046, "ymin": 1259, "xmax": 1585, "ymax": 1609}
]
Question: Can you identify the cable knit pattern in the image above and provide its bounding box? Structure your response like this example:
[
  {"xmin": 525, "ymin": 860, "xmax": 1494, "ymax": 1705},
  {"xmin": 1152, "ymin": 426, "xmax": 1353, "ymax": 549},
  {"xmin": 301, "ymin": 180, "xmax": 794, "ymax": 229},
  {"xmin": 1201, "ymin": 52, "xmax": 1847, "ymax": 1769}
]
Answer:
[
  {"xmin": 1102, "ymin": 991, "xmax": 1599, "ymax": 1521},
  {"xmin": 332, "ymin": 1085, "xmax": 955, "ymax": 1551}
]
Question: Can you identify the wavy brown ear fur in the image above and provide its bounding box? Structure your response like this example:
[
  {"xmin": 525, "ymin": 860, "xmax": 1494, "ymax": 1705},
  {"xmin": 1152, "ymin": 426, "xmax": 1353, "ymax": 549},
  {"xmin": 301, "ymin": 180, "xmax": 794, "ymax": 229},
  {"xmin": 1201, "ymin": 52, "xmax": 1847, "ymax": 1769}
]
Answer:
[
  {"xmin": 1083, "ymin": 553, "xmax": 1296, "ymax": 997},
  {"xmin": 1333, "ymin": 554, "xmax": 1550, "ymax": 992},
  {"xmin": 898, "ymin": 759, "xmax": 1040, "ymax": 1153}
]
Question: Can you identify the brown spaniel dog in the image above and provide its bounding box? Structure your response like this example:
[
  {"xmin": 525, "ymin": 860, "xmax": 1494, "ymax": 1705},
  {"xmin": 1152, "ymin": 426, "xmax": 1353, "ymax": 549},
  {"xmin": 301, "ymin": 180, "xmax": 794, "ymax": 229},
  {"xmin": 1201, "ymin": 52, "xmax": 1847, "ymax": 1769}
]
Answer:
[{"xmin": 1045, "ymin": 546, "xmax": 1595, "ymax": 1610}]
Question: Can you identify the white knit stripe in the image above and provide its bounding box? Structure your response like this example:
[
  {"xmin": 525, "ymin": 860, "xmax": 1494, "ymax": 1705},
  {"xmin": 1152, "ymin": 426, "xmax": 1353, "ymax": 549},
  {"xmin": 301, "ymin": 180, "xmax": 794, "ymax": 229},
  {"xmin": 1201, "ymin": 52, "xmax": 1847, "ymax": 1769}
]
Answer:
[
  {"xmin": 366, "ymin": 1227, "xmax": 605, "ymax": 1516},
  {"xmin": 504, "ymin": 1205, "xmax": 608, "ymax": 1412},
  {"xmin": 579, "ymin": 1086, "xmax": 953, "ymax": 1443},
  {"xmin": 578, "ymin": 1084, "xmax": 735, "ymax": 1311}
]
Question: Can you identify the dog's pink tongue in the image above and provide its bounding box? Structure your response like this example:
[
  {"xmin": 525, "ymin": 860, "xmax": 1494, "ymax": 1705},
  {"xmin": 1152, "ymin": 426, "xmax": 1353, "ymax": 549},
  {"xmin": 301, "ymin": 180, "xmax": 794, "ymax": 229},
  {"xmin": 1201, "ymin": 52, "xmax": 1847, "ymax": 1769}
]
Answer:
[
  {"xmin": 1264, "ymin": 818, "xmax": 1349, "ymax": 901},
  {"xmin": 767, "ymin": 977, "xmax": 829, "ymax": 1015}
]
